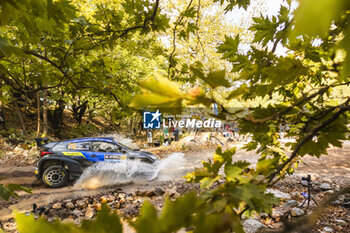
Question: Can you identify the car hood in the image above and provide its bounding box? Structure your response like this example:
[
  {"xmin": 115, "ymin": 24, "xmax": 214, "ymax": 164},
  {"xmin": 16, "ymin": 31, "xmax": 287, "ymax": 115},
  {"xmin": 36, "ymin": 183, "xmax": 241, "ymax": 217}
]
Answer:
[{"xmin": 129, "ymin": 150, "xmax": 159, "ymax": 161}]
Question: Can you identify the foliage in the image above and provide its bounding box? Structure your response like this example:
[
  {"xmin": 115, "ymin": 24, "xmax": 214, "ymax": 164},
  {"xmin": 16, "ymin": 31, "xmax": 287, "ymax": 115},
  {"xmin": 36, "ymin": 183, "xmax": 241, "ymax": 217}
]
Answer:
[
  {"xmin": 132, "ymin": 0, "xmax": 350, "ymax": 185},
  {"xmin": 0, "ymin": 183, "xmax": 31, "ymax": 201},
  {"xmin": 16, "ymin": 204, "xmax": 122, "ymax": 233},
  {"xmin": 0, "ymin": 0, "xmax": 169, "ymax": 135},
  {"xmin": 162, "ymin": 0, "xmax": 247, "ymax": 83},
  {"xmin": 185, "ymin": 147, "xmax": 278, "ymax": 217},
  {"xmin": 5, "ymin": 0, "xmax": 350, "ymax": 232}
]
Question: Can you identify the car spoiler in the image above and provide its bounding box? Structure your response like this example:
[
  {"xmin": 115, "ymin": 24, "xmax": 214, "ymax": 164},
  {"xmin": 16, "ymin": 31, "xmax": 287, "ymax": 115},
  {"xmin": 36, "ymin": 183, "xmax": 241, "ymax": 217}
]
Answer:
[{"xmin": 34, "ymin": 137, "xmax": 50, "ymax": 148}]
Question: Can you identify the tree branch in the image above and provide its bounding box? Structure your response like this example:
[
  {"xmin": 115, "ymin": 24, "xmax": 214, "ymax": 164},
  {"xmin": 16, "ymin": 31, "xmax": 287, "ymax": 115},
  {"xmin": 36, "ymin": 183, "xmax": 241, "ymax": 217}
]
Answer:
[
  {"xmin": 168, "ymin": 0, "xmax": 194, "ymax": 76},
  {"xmin": 267, "ymin": 99, "xmax": 350, "ymax": 185},
  {"xmin": 245, "ymin": 81, "xmax": 350, "ymax": 124}
]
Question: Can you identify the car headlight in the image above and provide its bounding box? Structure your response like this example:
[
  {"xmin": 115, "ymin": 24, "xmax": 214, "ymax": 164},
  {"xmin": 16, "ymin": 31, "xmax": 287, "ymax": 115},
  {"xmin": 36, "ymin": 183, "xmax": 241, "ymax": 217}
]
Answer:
[{"xmin": 149, "ymin": 154, "xmax": 160, "ymax": 160}]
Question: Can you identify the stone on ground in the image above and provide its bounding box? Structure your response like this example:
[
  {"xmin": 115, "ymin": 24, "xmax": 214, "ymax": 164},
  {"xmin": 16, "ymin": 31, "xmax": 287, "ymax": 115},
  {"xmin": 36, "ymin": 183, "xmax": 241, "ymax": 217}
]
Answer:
[
  {"xmin": 243, "ymin": 218, "xmax": 266, "ymax": 233},
  {"xmin": 320, "ymin": 183, "xmax": 332, "ymax": 191},
  {"xmin": 265, "ymin": 189, "xmax": 291, "ymax": 199},
  {"xmin": 284, "ymin": 200, "xmax": 298, "ymax": 208},
  {"xmin": 290, "ymin": 207, "xmax": 305, "ymax": 217},
  {"xmin": 322, "ymin": 226, "xmax": 334, "ymax": 232}
]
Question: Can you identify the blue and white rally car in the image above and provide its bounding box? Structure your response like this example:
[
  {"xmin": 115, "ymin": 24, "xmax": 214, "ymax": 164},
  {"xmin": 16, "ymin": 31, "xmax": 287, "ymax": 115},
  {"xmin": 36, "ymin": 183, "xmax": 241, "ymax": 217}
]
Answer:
[{"xmin": 35, "ymin": 137, "xmax": 158, "ymax": 188}]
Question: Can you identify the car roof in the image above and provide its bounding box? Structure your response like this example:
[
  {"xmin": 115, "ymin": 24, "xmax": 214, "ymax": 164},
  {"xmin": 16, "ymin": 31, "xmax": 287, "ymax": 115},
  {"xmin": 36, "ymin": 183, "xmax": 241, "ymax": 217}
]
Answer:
[{"xmin": 61, "ymin": 137, "xmax": 116, "ymax": 143}]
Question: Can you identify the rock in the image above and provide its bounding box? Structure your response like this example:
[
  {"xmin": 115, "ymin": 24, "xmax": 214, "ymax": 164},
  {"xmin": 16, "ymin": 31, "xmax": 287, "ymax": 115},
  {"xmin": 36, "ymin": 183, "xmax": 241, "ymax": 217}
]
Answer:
[
  {"xmin": 52, "ymin": 203, "xmax": 62, "ymax": 210},
  {"xmin": 135, "ymin": 190, "xmax": 143, "ymax": 196},
  {"xmin": 335, "ymin": 219, "xmax": 347, "ymax": 227},
  {"xmin": 271, "ymin": 207, "xmax": 286, "ymax": 219},
  {"xmin": 106, "ymin": 195, "xmax": 115, "ymax": 202},
  {"xmin": 166, "ymin": 189, "xmax": 177, "ymax": 198},
  {"xmin": 85, "ymin": 208, "xmax": 95, "ymax": 218},
  {"xmin": 332, "ymin": 200, "xmax": 341, "ymax": 205},
  {"xmin": 63, "ymin": 199, "xmax": 72, "ymax": 203},
  {"xmin": 119, "ymin": 198, "xmax": 126, "ymax": 204},
  {"xmin": 48, "ymin": 208, "xmax": 58, "ymax": 217},
  {"xmin": 338, "ymin": 195, "xmax": 345, "ymax": 202},
  {"xmin": 320, "ymin": 183, "xmax": 332, "ymax": 191},
  {"xmin": 118, "ymin": 193, "xmax": 126, "ymax": 199},
  {"xmin": 284, "ymin": 200, "xmax": 298, "ymax": 208},
  {"xmin": 290, "ymin": 207, "xmax": 305, "ymax": 217},
  {"xmin": 291, "ymin": 191, "xmax": 303, "ymax": 199},
  {"xmin": 266, "ymin": 189, "xmax": 291, "ymax": 199},
  {"xmin": 120, "ymin": 206, "xmax": 140, "ymax": 217},
  {"xmin": 126, "ymin": 196, "xmax": 134, "ymax": 202},
  {"xmin": 243, "ymin": 218, "xmax": 265, "ymax": 233},
  {"xmin": 344, "ymin": 196, "xmax": 350, "ymax": 202},
  {"xmin": 65, "ymin": 202, "xmax": 75, "ymax": 209},
  {"xmin": 133, "ymin": 199, "xmax": 141, "ymax": 204},
  {"xmin": 115, "ymin": 202, "xmax": 121, "ymax": 209},
  {"xmin": 154, "ymin": 187, "xmax": 165, "ymax": 196},
  {"xmin": 342, "ymin": 202, "xmax": 350, "ymax": 208},
  {"xmin": 322, "ymin": 226, "xmax": 334, "ymax": 232},
  {"xmin": 93, "ymin": 203, "xmax": 101, "ymax": 210},
  {"xmin": 72, "ymin": 209, "xmax": 83, "ymax": 218},
  {"xmin": 100, "ymin": 196, "xmax": 108, "ymax": 203},
  {"xmin": 325, "ymin": 190, "xmax": 334, "ymax": 194},
  {"xmin": 76, "ymin": 200, "xmax": 87, "ymax": 208},
  {"xmin": 145, "ymin": 190, "xmax": 156, "ymax": 197}
]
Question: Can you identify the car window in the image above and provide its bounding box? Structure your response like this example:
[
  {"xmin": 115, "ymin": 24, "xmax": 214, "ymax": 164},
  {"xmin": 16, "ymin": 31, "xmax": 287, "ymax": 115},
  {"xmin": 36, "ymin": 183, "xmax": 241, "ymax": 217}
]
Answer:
[
  {"xmin": 52, "ymin": 142, "xmax": 68, "ymax": 151},
  {"xmin": 91, "ymin": 141, "xmax": 119, "ymax": 152},
  {"xmin": 67, "ymin": 142, "xmax": 91, "ymax": 151}
]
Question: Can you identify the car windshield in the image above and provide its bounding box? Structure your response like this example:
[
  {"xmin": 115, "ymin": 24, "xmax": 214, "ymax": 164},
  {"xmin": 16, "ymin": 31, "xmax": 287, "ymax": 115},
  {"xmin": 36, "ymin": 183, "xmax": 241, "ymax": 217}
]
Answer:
[{"xmin": 118, "ymin": 142, "xmax": 135, "ymax": 151}]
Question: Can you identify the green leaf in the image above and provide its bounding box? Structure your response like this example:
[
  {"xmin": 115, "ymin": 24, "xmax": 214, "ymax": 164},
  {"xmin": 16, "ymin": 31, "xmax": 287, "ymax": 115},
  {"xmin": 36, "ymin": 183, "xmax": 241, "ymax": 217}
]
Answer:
[
  {"xmin": 200, "ymin": 176, "xmax": 220, "ymax": 189},
  {"xmin": 182, "ymin": 6, "xmax": 197, "ymax": 18},
  {"xmin": 222, "ymin": 0, "xmax": 250, "ymax": 11},
  {"xmin": 224, "ymin": 164, "xmax": 243, "ymax": 182},
  {"xmin": 250, "ymin": 15, "xmax": 277, "ymax": 46},
  {"xmin": 16, "ymin": 204, "xmax": 122, "ymax": 233},
  {"xmin": 81, "ymin": 204, "xmax": 123, "ymax": 233},
  {"xmin": 217, "ymin": 35, "xmax": 240, "ymax": 59},
  {"xmin": 194, "ymin": 70, "xmax": 230, "ymax": 89},
  {"xmin": 256, "ymin": 157, "xmax": 279, "ymax": 176},
  {"xmin": 291, "ymin": 0, "xmax": 344, "ymax": 38},
  {"xmin": 131, "ymin": 192, "xmax": 202, "ymax": 233},
  {"xmin": 130, "ymin": 75, "xmax": 185, "ymax": 112},
  {"xmin": 340, "ymin": 28, "xmax": 350, "ymax": 80},
  {"xmin": 130, "ymin": 201, "xmax": 158, "ymax": 233},
  {"xmin": 0, "ymin": 184, "xmax": 31, "ymax": 201},
  {"xmin": 226, "ymin": 83, "xmax": 249, "ymax": 100}
]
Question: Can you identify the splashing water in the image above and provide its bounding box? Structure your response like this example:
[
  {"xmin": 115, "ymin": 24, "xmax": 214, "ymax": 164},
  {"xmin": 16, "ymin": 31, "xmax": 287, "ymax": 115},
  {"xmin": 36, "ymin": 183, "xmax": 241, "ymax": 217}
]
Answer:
[{"xmin": 74, "ymin": 153, "xmax": 187, "ymax": 189}]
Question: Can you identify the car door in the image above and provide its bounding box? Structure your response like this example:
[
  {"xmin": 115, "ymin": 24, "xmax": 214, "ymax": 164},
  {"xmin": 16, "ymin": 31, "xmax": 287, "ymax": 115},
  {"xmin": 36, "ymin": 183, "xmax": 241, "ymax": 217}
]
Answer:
[
  {"xmin": 67, "ymin": 141, "xmax": 101, "ymax": 163},
  {"xmin": 87, "ymin": 141, "xmax": 125, "ymax": 162}
]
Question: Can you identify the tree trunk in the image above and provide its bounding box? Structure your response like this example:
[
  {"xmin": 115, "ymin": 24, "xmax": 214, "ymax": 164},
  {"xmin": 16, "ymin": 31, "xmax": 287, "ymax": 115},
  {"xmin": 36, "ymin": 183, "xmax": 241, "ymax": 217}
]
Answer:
[
  {"xmin": 52, "ymin": 98, "xmax": 65, "ymax": 137},
  {"xmin": 36, "ymin": 91, "xmax": 41, "ymax": 137},
  {"xmin": 72, "ymin": 100, "xmax": 88, "ymax": 125},
  {"xmin": 43, "ymin": 89, "xmax": 48, "ymax": 135},
  {"xmin": 0, "ymin": 80, "xmax": 4, "ymax": 129},
  {"xmin": 14, "ymin": 101, "xmax": 26, "ymax": 133}
]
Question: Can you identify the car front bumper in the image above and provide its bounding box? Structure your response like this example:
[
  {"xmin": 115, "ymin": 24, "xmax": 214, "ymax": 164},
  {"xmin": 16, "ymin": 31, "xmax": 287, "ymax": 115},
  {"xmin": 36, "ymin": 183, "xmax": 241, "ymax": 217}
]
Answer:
[{"xmin": 34, "ymin": 166, "xmax": 40, "ymax": 179}]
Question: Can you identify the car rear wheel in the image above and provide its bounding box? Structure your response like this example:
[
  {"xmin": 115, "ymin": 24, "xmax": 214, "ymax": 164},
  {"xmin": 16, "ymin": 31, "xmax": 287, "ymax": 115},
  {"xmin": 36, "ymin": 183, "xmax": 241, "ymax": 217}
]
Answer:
[{"xmin": 42, "ymin": 166, "xmax": 68, "ymax": 188}]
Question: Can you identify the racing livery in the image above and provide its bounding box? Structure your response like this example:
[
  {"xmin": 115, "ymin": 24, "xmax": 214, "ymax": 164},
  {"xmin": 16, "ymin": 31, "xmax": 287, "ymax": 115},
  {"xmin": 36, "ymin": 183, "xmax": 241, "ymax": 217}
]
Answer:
[{"xmin": 34, "ymin": 137, "xmax": 158, "ymax": 188}]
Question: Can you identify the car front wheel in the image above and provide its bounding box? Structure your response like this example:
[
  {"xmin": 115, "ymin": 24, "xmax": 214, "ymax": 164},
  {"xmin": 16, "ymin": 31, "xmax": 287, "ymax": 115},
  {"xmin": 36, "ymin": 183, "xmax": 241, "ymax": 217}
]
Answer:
[{"xmin": 42, "ymin": 166, "xmax": 68, "ymax": 188}]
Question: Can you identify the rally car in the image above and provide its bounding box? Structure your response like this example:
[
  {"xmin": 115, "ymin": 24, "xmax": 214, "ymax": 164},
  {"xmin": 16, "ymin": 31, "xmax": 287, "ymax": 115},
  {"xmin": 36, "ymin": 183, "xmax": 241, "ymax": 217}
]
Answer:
[{"xmin": 34, "ymin": 137, "xmax": 158, "ymax": 188}]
